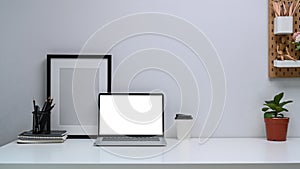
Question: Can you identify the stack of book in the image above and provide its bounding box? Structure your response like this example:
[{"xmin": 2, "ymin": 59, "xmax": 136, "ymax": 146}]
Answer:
[{"xmin": 17, "ymin": 130, "xmax": 67, "ymax": 144}]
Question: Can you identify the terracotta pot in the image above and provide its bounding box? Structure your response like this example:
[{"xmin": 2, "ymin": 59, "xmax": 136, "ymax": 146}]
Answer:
[{"xmin": 264, "ymin": 117, "xmax": 289, "ymax": 141}]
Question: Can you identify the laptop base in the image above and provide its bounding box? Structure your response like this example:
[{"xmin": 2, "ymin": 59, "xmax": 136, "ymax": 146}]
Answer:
[{"xmin": 94, "ymin": 137, "xmax": 167, "ymax": 146}]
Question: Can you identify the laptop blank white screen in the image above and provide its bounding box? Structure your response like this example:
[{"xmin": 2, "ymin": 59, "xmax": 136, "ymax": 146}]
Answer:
[{"xmin": 99, "ymin": 94, "xmax": 163, "ymax": 135}]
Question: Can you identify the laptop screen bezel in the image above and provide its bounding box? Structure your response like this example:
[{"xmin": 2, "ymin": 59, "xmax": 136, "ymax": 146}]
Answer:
[{"xmin": 98, "ymin": 93, "xmax": 164, "ymax": 137}]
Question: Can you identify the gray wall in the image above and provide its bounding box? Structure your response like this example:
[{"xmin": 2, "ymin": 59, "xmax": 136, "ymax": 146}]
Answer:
[{"xmin": 1, "ymin": 0, "xmax": 300, "ymax": 146}]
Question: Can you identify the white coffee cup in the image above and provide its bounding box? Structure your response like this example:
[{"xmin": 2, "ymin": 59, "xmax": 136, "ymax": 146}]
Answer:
[{"xmin": 175, "ymin": 114, "xmax": 193, "ymax": 140}]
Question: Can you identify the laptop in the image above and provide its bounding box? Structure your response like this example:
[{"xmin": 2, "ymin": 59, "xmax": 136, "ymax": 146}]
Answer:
[{"xmin": 94, "ymin": 93, "xmax": 167, "ymax": 146}]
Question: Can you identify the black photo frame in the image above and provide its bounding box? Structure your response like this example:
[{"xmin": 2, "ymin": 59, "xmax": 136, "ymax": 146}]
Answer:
[{"xmin": 47, "ymin": 54, "xmax": 111, "ymax": 138}]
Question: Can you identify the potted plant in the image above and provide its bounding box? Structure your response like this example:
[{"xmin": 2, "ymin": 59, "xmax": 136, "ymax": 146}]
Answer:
[{"xmin": 262, "ymin": 92, "xmax": 293, "ymax": 141}]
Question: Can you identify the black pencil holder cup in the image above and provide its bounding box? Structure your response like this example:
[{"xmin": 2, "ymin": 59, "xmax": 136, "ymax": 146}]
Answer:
[{"xmin": 32, "ymin": 111, "xmax": 51, "ymax": 134}]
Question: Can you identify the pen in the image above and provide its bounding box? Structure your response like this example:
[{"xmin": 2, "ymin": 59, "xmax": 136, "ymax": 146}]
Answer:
[
  {"xmin": 33, "ymin": 100, "xmax": 36, "ymax": 111},
  {"xmin": 45, "ymin": 101, "xmax": 50, "ymax": 111}
]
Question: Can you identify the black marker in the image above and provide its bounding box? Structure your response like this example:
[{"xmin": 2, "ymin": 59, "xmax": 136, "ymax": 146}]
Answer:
[{"xmin": 33, "ymin": 100, "xmax": 36, "ymax": 111}]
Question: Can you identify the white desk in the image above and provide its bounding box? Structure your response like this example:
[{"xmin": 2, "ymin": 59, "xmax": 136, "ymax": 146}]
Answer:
[{"xmin": 0, "ymin": 138, "xmax": 300, "ymax": 169}]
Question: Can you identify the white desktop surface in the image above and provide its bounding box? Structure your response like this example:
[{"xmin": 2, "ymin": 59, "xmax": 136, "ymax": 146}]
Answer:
[{"xmin": 0, "ymin": 138, "xmax": 300, "ymax": 169}]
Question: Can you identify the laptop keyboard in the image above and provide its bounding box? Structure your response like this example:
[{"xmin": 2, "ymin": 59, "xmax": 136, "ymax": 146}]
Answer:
[{"xmin": 102, "ymin": 136, "xmax": 160, "ymax": 142}]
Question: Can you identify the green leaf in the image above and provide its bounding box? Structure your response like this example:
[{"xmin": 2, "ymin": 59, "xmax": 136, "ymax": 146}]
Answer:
[
  {"xmin": 262, "ymin": 107, "xmax": 269, "ymax": 112},
  {"xmin": 264, "ymin": 103, "xmax": 277, "ymax": 110},
  {"xmin": 279, "ymin": 100, "xmax": 293, "ymax": 107},
  {"xmin": 274, "ymin": 92, "xmax": 284, "ymax": 105},
  {"xmin": 265, "ymin": 100, "xmax": 274, "ymax": 104},
  {"xmin": 282, "ymin": 108, "xmax": 288, "ymax": 112},
  {"xmin": 264, "ymin": 112, "xmax": 275, "ymax": 118},
  {"xmin": 264, "ymin": 103, "xmax": 284, "ymax": 112},
  {"xmin": 275, "ymin": 107, "xmax": 284, "ymax": 112}
]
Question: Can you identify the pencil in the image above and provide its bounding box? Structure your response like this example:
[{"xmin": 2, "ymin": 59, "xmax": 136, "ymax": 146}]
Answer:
[{"xmin": 42, "ymin": 99, "xmax": 47, "ymax": 111}]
